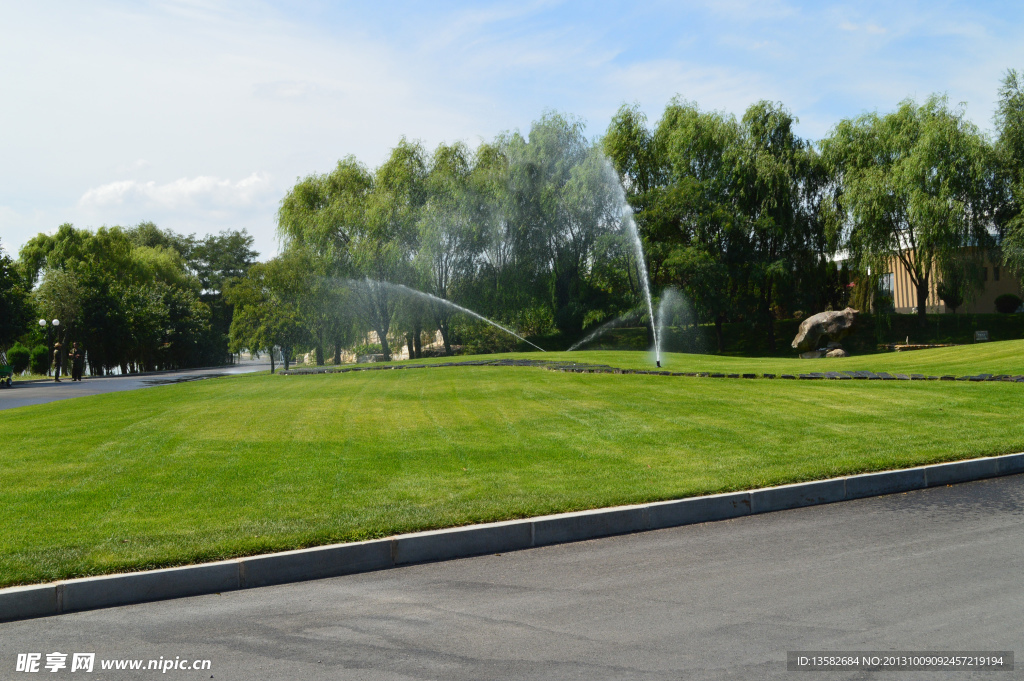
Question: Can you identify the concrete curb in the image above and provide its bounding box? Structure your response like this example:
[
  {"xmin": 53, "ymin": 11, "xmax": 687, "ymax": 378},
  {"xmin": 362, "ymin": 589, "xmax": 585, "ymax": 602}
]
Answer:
[{"xmin": 3, "ymin": 452, "xmax": 1022, "ymax": 623}]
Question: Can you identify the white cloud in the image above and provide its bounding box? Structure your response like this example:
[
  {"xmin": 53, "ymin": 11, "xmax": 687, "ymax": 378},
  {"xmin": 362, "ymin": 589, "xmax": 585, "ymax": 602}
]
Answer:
[
  {"xmin": 71, "ymin": 173, "xmax": 281, "ymax": 256},
  {"xmin": 79, "ymin": 173, "xmax": 273, "ymax": 211},
  {"xmin": 2, "ymin": 1, "xmax": 1024, "ymax": 260}
]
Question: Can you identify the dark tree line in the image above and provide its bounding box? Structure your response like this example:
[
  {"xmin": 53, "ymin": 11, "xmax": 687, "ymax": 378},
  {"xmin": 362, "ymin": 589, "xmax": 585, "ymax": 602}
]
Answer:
[
  {"xmin": 607, "ymin": 71, "xmax": 1024, "ymax": 347},
  {"xmin": 3, "ymin": 223, "xmax": 257, "ymax": 375}
]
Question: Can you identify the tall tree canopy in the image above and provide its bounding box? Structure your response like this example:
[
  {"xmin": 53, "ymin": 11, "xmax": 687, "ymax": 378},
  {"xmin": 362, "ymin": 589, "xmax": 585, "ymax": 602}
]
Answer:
[
  {"xmin": 997, "ymin": 69, "xmax": 1024, "ymax": 274},
  {"xmin": 17, "ymin": 223, "xmax": 251, "ymax": 373},
  {"xmin": 821, "ymin": 95, "xmax": 994, "ymax": 324},
  {"xmin": 276, "ymin": 114, "xmax": 640, "ymax": 358},
  {"xmin": 0, "ymin": 239, "xmax": 32, "ymax": 351},
  {"xmin": 605, "ymin": 99, "xmax": 828, "ymax": 351}
]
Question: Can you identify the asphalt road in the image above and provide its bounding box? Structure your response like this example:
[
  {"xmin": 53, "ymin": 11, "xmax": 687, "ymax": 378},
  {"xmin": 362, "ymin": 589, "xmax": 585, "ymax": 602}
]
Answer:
[
  {"xmin": 0, "ymin": 361, "xmax": 271, "ymax": 411},
  {"xmin": 1, "ymin": 475, "xmax": 1021, "ymax": 680}
]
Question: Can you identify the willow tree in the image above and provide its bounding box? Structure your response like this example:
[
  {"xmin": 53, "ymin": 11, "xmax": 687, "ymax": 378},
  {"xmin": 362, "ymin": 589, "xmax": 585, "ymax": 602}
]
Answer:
[
  {"xmin": 996, "ymin": 69, "xmax": 1024, "ymax": 274},
  {"xmin": 822, "ymin": 95, "xmax": 994, "ymax": 325},
  {"xmin": 733, "ymin": 101, "xmax": 826, "ymax": 350},
  {"xmin": 504, "ymin": 112, "xmax": 623, "ymax": 335},
  {"xmin": 278, "ymin": 157, "xmax": 374, "ymax": 362},
  {"xmin": 415, "ymin": 141, "xmax": 482, "ymax": 354},
  {"xmin": 350, "ymin": 139, "xmax": 428, "ymax": 359},
  {"xmin": 278, "ymin": 156, "xmax": 373, "ymax": 264},
  {"xmin": 226, "ymin": 257, "xmax": 308, "ymax": 372}
]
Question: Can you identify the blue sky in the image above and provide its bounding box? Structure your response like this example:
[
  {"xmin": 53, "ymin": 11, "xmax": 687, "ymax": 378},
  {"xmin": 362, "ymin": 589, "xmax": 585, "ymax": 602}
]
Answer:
[{"xmin": 2, "ymin": 0, "xmax": 1022, "ymax": 259}]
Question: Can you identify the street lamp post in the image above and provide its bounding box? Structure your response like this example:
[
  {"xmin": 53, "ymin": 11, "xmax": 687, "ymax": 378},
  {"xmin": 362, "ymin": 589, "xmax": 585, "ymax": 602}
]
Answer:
[{"xmin": 39, "ymin": 318, "xmax": 60, "ymax": 377}]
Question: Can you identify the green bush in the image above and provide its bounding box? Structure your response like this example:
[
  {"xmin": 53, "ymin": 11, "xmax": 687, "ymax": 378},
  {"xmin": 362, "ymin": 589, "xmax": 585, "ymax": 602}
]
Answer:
[
  {"xmin": 7, "ymin": 343, "xmax": 30, "ymax": 374},
  {"xmin": 995, "ymin": 294, "xmax": 1022, "ymax": 314},
  {"xmin": 29, "ymin": 345, "xmax": 49, "ymax": 375}
]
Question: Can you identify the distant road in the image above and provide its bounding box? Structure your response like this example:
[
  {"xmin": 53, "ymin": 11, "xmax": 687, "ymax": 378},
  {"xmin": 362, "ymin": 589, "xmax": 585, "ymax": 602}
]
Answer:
[
  {"xmin": 0, "ymin": 360, "xmax": 271, "ymax": 411},
  {"xmin": 1, "ymin": 475, "xmax": 1021, "ymax": 679}
]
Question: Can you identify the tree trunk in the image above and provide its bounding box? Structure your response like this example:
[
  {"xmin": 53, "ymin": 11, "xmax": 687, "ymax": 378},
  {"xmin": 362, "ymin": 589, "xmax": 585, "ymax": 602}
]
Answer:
[
  {"xmin": 283, "ymin": 346, "xmax": 290, "ymax": 371},
  {"xmin": 377, "ymin": 329, "xmax": 391, "ymax": 361},
  {"xmin": 333, "ymin": 336, "xmax": 342, "ymax": 365},
  {"xmin": 406, "ymin": 333, "xmax": 414, "ymax": 360},
  {"xmin": 315, "ymin": 343, "xmax": 324, "ymax": 366},
  {"xmin": 714, "ymin": 313, "xmax": 725, "ymax": 353},
  {"xmin": 413, "ymin": 321, "xmax": 422, "ymax": 358},
  {"xmin": 439, "ymin": 323, "xmax": 452, "ymax": 356},
  {"xmin": 269, "ymin": 349, "xmax": 275, "ymax": 374},
  {"xmin": 916, "ymin": 277, "xmax": 930, "ymax": 328}
]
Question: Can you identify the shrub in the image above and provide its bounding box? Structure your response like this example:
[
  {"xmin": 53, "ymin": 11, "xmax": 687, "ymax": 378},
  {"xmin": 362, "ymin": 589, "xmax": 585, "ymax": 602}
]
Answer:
[
  {"xmin": 995, "ymin": 294, "xmax": 1023, "ymax": 314},
  {"xmin": 29, "ymin": 345, "xmax": 49, "ymax": 375},
  {"xmin": 7, "ymin": 343, "xmax": 30, "ymax": 374}
]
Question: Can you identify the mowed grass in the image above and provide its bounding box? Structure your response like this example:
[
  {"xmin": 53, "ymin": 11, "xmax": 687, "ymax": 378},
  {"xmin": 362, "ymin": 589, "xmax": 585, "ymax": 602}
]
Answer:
[
  {"xmin": 3, "ymin": 342, "xmax": 1024, "ymax": 588},
  {"xmin": 374, "ymin": 338, "xmax": 1024, "ymax": 377}
]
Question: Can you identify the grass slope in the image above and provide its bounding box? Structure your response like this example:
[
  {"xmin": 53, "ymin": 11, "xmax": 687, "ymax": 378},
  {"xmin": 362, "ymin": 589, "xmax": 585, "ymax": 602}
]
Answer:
[
  {"xmin": 3, "ymin": 342, "xmax": 1024, "ymax": 588},
  {"xmin": 357, "ymin": 338, "xmax": 1024, "ymax": 376}
]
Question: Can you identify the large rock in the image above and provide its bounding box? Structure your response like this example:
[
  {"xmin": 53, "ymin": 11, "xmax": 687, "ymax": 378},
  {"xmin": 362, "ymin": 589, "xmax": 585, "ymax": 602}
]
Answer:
[{"xmin": 791, "ymin": 308, "xmax": 859, "ymax": 353}]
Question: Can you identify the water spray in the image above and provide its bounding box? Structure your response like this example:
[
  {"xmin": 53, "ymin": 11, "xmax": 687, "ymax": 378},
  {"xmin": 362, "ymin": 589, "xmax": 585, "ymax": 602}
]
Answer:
[
  {"xmin": 622, "ymin": 208, "xmax": 661, "ymax": 367},
  {"xmin": 567, "ymin": 309, "xmax": 641, "ymax": 352},
  {"xmin": 353, "ymin": 278, "xmax": 546, "ymax": 353},
  {"xmin": 608, "ymin": 161, "xmax": 660, "ymax": 368}
]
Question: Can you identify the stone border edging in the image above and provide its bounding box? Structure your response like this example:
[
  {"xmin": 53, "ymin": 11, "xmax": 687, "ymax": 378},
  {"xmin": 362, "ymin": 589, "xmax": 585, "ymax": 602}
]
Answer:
[{"xmin": 2, "ymin": 452, "xmax": 1022, "ymax": 623}]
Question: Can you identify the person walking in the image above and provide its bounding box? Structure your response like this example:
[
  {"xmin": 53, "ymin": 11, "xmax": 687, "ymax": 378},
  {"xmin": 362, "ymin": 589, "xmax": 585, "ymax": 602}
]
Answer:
[
  {"xmin": 52, "ymin": 342, "xmax": 63, "ymax": 382},
  {"xmin": 70, "ymin": 342, "xmax": 85, "ymax": 381}
]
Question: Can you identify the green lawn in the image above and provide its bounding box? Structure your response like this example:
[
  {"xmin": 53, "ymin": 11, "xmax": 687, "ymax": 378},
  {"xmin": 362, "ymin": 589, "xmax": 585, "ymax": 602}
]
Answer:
[
  {"xmin": 3, "ymin": 342, "xmax": 1024, "ymax": 588},
  {"xmin": 359, "ymin": 339, "xmax": 1024, "ymax": 377}
]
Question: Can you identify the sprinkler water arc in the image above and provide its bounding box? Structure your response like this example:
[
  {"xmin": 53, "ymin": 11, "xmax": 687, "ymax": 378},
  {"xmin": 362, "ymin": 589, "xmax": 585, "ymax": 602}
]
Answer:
[
  {"xmin": 567, "ymin": 309, "xmax": 642, "ymax": 352},
  {"xmin": 351, "ymin": 278, "xmax": 546, "ymax": 353},
  {"xmin": 621, "ymin": 203, "xmax": 661, "ymax": 367}
]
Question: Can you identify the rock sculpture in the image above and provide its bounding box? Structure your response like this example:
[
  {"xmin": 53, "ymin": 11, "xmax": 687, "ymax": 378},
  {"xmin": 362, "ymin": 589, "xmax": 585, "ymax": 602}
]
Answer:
[{"xmin": 791, "ymin": 308, "xmax": 859, "ymax": 354}]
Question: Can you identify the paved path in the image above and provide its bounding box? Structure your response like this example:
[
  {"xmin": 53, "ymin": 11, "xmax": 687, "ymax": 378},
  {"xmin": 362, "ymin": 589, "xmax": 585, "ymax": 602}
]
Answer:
[
  {"xmin": 0, "ymin": 361, "xmax": 271, "ymax": 411},
  {"xmin": 2, "ymin": 475, "xmax": 1021, "ymax": 680}
]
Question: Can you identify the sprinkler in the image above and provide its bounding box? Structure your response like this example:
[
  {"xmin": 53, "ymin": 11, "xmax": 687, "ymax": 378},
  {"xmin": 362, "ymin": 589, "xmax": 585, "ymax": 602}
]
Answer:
[{"xmin": 656, "ymin": 360, "xmax": 661, "ymax": 368}]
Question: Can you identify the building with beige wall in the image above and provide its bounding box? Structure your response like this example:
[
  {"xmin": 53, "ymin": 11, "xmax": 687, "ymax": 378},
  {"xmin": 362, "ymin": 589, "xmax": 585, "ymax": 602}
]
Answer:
[{"xmin": 881, "ymin": 249, "xmax": 1022, "ymax": 314}]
